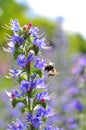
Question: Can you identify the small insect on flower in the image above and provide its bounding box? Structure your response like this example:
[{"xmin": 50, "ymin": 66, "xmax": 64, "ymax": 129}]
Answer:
[{"xmin": 45, "ymin": 62, "xmax": 59, "ymax": 76}]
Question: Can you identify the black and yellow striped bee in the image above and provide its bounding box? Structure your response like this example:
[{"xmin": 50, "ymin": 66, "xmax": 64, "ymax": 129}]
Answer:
[{"xmin": 45, "ymin": 62, "xmax": 59, "ymax": 76}]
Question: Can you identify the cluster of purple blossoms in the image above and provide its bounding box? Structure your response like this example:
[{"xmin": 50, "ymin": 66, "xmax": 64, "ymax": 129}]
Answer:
[{"xmin": 3, "ymin": 19, "xmax": 61, "ymax": 130}]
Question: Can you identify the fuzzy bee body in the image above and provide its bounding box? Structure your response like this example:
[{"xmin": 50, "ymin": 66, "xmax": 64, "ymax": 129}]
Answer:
[{"xmin": 45, "ymin": 62, "xmax": 58, "ymax": 76}]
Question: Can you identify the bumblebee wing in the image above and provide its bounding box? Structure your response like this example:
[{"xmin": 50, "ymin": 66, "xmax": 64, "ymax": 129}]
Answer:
[{"xmin": 38, "ymin": 28, "xmax": 54, "ymax": 50}]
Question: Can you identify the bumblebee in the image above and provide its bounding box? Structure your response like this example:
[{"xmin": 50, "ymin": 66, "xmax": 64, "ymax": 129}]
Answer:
[{"xmin": 45, "ymin": 62, "xmax": 58, "ymax": 76}]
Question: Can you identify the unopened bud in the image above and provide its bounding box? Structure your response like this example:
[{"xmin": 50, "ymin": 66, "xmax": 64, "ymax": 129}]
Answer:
[
  {"xmin": 28, "ymin": 22, "xmax": 32, "ymax": 29},
  {"xmin": 23, "ymin": 25, "xmax": 27, "ymax": 30}
]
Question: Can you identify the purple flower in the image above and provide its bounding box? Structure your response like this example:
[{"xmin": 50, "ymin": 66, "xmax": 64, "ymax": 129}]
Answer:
[
  {"xmin": 79, "ymin": 57, "xmax": 86, "ymax": 66},
  {"xmin": 27, "ymin": 113, "xmax": 33, "ymax": 122},
  {"xmin": 32, "ymin": 117, "xmax": 42, "ymax": 128},
  {"xmin": 7, "ymin": 119, "xmax": 28, "ymax": 130},
  {"xmin": 74, "ymin": 100, "xmax": 84, "ymax": 112},
  {"xmin": 11, "ymin": 19, "xmax": 21, "ymax": 32},
  {"xmin": 45, "ymin": 125, "xmax": 53, "ymax": 130},
  {"xmin": 30, "ymin": 74, "xmax": 36, "ymax": 81},
  {"xmin": 34, "ymin": 58, "xmax": 46, "ymax": 70},
  {"xmin": 69, "ymin": 100, "xmax": 83, "ymax": 112},
  {"xmin": 45, "ymin": 125, "xmax": 60, "ymax": 130},
  {"xmin": 11, "ymin": 90, "xmax": 21, "ymax": 98},
  {"xmin": 5, "ymin": 90, "xmax": 21, "ymax": 100},
  {"xmin": 9, "ymin": 68, "xmax": 21, "ymax": 78},
  {"xmin": 62, "ymin": 99, "xmax": 84, "ymax": 113},
  {"xmin": 0, "ymin": 121, "xmax": 4, "ymax": 129},
  {"xmin": 30, "ymin": 27, "xmax": 39, "ymax": 37},
  {"xmin": 64, "ymin": 117, "xmax": 78, "ymax": 130},
  {"xmin": 36, "ymin": 107, "xmax": 54, "ymax": 117},
  {"xmin": 72, "ymin": 57, "xmax": 86, "ymax": 75},
  {"xmin": 20, "ymin": 80, "xmax": 30, "ymax": 93},
  {"xmin": 27, "ymin": 113, "xmax": 42, "ymax": 129},
  {"xmin": 27, "ymin": 51, "xmax": 35, "ymax": 64},
  {"xmin": 66, "ymin": 87, "xmax": 79, "ymax": 96},
  {"xmin": 36, "ymin": 107, "xmax": 44, "ymax": 117},
  {"xmin": 17, "ymin": 54, "xmax": 27, "ymax": 68},
  {"xmin": 33, "ymin": 37, "xmax": 45, "ymax": 48},
  {"xmin": 36, "ymin": 91, "xmax": 49, "ymax": 102},
  {"xmin": 12, "ymin": 34, "xmax": 24, "ymax": 45},
  {"xmin": 35, "ymin": 78, "xmax": 45, "ymax": 89},
  {"xmin": 29, "ymin": 78, "xmax": 45, "ymax": 89}
]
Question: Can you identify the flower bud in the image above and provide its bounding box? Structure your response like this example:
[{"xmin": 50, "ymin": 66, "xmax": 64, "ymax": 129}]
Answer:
[{"xmin": 28, "ymin": 22, "xmax": 32, "ymax": 29}]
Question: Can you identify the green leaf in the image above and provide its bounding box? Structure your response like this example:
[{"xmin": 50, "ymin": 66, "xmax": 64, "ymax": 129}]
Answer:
[
  {"xmin": 21, "ymin": 106, "xmax": 27, "ymax": 113},
  {"xmin": 18, "ymin": 73, "xmax": 27, "ymax": 83},
  {"xmin": 40, "ymin": 102, "xmax": 46, "ymax": 109},
  {"xmin": 12, "ymin": 98, "xmax": 27, "ymax": 108},
  {"xmin": 33, "ymin": 46, "xmax": 39, "ymax": 55},
  {"xmin": 32, "ymin": 68, "xmax": 42, "ymax": 77},
  {"xmin": 30, "ymin": 88, "xmax": 45, "ymax": 98},
  {"xmin": 12, "ymin": 99, "xmax": 18, "ymax": 108},
  {"xmin": 42, "ymin": 117, "xmax": 47, "ymax": 122},
  {"xmin": 36, "ymin": 89, "xmax": 45, "ymax": 94}
]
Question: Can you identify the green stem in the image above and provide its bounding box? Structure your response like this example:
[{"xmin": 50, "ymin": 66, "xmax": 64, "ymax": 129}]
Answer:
[
  {"xmin": 26, "ymin": 64, "xmax": 33, "ymax": 129},
  {"xmin": 28, "ymin": 93, "xmax": 31, "ymax": 113},
  {"xmin": 31, "ymin": 125, "xmax": 34, "ymax": 130}
]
